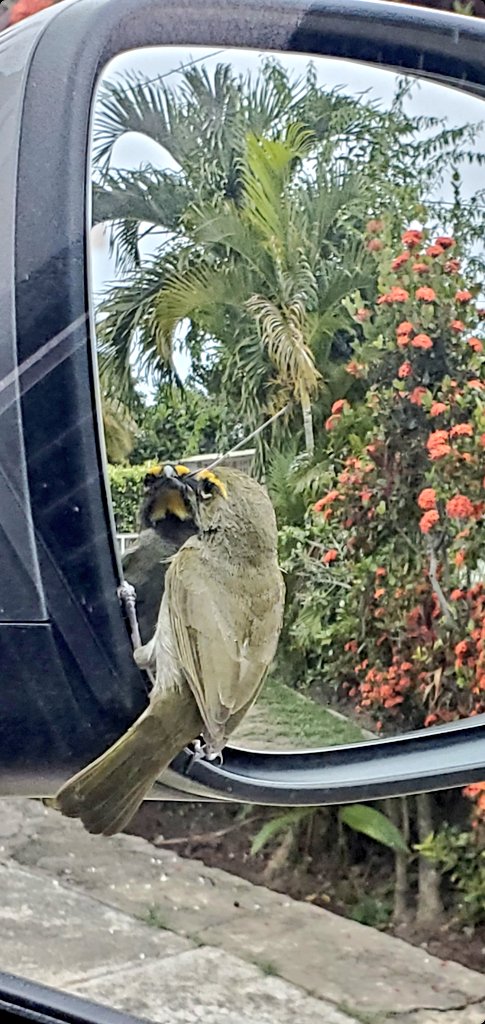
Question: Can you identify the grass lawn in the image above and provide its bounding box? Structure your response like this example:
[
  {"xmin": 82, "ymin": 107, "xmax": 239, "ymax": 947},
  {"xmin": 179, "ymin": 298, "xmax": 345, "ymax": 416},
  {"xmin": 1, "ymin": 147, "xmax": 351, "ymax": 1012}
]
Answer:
[{"xmin": 232, "ymin": 674, "xmax": 367, "ymax": 750}]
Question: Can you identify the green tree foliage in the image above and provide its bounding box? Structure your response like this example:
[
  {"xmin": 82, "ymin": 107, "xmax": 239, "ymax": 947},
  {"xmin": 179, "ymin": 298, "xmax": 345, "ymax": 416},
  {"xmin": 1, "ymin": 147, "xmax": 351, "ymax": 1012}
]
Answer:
[{"xmin": 93, "ymin": 62, "xmax": 483, "ymax": 467}]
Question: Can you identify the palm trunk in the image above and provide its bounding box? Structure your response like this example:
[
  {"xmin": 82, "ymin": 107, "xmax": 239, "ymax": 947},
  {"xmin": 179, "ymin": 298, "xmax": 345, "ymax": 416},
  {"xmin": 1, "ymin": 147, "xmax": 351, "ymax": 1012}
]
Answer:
[{"xmin": 300, "ymin": 384, "xmax": 314, "ymax": 456}]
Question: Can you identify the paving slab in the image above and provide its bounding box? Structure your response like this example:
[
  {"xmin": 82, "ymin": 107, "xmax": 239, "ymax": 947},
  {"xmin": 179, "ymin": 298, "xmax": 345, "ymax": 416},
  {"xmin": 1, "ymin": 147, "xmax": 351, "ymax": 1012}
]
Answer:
[
  {"xmin": 70, "ymin": 946, "xmax": 358, "ymax": 1024},
  {"xmin": 0, "ymin": 861, "xmax": 192, "ymax": 988},
  {"xmin": 1, "ymin": 799, "xmax": 484, "ymax": 1024},
  {"xmin": 198, "ymin": 897, "xmax": 485, "ymax": 1015}
]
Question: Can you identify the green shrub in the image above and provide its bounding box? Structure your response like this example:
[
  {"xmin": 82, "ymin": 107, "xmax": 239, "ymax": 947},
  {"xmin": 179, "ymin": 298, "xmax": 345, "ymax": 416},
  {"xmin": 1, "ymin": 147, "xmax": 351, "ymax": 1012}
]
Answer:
[{"xmin": 108, "ymin": 462, "xmax": 154, "ymax": 532}]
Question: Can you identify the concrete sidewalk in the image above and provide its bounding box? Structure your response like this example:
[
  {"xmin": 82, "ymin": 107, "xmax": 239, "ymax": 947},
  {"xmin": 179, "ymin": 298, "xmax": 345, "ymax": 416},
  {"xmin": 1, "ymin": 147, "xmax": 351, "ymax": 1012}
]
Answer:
[{"xmin": 0, "ymin": 799, "xmax": 484, "ymax": 1024}]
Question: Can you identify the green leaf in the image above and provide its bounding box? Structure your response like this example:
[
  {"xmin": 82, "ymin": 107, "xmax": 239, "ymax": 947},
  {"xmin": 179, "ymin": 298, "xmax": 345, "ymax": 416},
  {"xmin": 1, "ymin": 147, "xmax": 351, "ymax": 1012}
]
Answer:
[
  {"xmin": 339, "ymin": 804, "xmax": 410, "ymax": 855},
  {"xmin": 250, "ymin": 808, "xmax": 314, "ymax": 855}
]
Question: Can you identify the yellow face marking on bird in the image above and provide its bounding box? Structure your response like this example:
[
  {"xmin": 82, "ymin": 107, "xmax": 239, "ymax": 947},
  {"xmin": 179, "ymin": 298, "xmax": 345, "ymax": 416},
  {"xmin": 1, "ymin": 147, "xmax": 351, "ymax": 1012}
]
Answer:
[
  {"xmin": 150, "ymin": 490, "xmax": 192, "ymax": 522},
  {"xmin": 196, "ymin": 469, "xmax": 228, "ymax": 499},
  {"xmin": 174, "ymin": 464, "xmax": 190, "ymax": 476}
]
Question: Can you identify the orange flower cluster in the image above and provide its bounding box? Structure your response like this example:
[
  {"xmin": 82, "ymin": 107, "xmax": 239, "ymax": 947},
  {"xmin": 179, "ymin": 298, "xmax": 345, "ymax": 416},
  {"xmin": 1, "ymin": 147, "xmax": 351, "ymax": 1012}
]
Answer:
[
  {"xmin": 377, "ymin": 286, "xmax": 410, "ymax": 305},
  {"xmin": 314, "ymin": 489, "xmax": 341, "ymax": 514},
  {"xmin": 463, "ymin": 781, "xmax": 485, "ymax": 823},
  {"xmin": 420, "ymin": 509, "xmax": 439, "ymax": 533},
  {"xmin": 430, "ymin": 401, "xmax": 447, "ymax": 417},
  {"xmin": 446, "ymin": 494, "xmax": 475, "ymax": 520},
  {"xmin": 411, "ymin": 333, "xmax": 433, "ymax": 350},
  {"xmin": 322, "ymin": 549, "xmax": 338, "ymax": 564},
  {"xmin": 415, "ymin": 286, "xmax": 436, "ymax": 303},
  {"xmin": 417, "ymin": 488, "xmax": 437, "ymax": 510},
  {"xmin": 398, "ymin": 361, "xmax": 412, "ymax": 379},
  {"xmin": 402, "ymin": 229, "xmax": 424, "ymax": 249},
  {"xmin": 427, "ymin": 430, "xmax": 451, "ymax": 460},
  {"xmin": 391, "ymin": 253, "xmax": 410, "ymax": 270},
  {"xmin": 325, "ymin": 398, "xmax": 350, "ymax": 431}
]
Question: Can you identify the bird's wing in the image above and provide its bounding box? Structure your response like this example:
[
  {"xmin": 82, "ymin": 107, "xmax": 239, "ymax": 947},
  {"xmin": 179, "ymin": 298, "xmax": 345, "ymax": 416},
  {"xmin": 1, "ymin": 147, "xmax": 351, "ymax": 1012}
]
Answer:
[{"xmin": 166, "ymin": 542, "xmax": 284, "ymax": 746}]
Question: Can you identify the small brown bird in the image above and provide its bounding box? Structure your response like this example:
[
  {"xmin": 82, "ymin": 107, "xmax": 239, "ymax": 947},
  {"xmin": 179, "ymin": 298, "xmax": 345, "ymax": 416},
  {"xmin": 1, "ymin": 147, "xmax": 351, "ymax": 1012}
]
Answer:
[{"xmin": 46, "ymin": 467, "xmax": 285, "ymax": 835}]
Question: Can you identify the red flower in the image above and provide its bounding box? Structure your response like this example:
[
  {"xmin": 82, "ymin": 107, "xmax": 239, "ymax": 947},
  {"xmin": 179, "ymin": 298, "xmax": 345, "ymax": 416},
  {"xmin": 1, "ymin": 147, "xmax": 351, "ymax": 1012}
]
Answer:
[
  {"xmin": 375, "ymin": 567, "xmax": 387, "ymax": 577},
  {"xmin": 446, "ymin": 495, "xmax": 475, "ymax": 520},
  {"xmin": 455, "ymin": 549, "xmax": 466, "ymax": 567},
  {"xmin": 416, "ymin": 286, "xmax": 436, "ymax": 303},
  {"xmin": 391, "ymin": 252, "xmax": 410, "ymax": 270},
  {"xmin": 346, "ymin": 360, "xmax": 365, "ymax": 377},
  {"xmin": 314, "ymin": 489, "xmax": 340, "ymax": 512},
  {"xmin": 409, "ymin": 386, "xmax": 427, "ymax": 405},
  {"xmin": 450, "ymin": 589, "xmax": 465, "ymax": 601},
  {"xmin": 367, "ymin": 238, "xmax": 383, "ymax": 252},
  {"xmin": 435, "ymin": 236, "xmax": 455, "ymax": 249},
  {"xmin": 331, "ymin": 399, "xmax": 349, "ymax": 416},
  {"xmin": 412, "ymin": 262, "xmax": 429, "ymax": 274},
  {"xmin": 411, "ymin": 333, "xmax": 433, "ymax": 350},
  {"xmin": 430, "ymin": 401, "xmax": 447, "ymax": 417},
  {"xmin": 322, "ymin": 549, "xmax": 338, "ymax": 564},
  {"xmin": 417, "ymin": 487, "xmax": 437, "ymax": 511},
  {"xmin": 377, "ymin": 286, "xmax": 410, "ymax": 304},
  {"xmin": 419, "ymin": 509, "xmax": 440, "ymax": 533},
  {"xmin": 468, "ymin": 337, "xmax": 484, "ymax": 353},
  {"xmin": 455, "ymin": 639, "xmax": 469, "ymax": 658},
  {"xmin": 451, "ymin": 320, "xmax": 465, "ymax": 332},
  {"xmin": 427, "ymin": 430, "xmax": 451, "ymax": 460},
  {"xmin": 325, "ymin": 415, "xmax": 340, "ymax": 431},
  {"xmin": 426, "ymin": 244, "xmax": 444, "ymax": 258},
  {"xmin": 455, "ymin": 289, "xmax": 473, "ymax": 304},
  {"xmin": 366, "ymin": 219, "xmax": 384, "ymax": 234},
  {"xmin": 396, "ymin": 321, "xmax": 414, "ymax": 336},
  {"xmin": 444, "ymin": 258, "xmax": 461, "ymax": 274},
  {"xmin": 468, "ymin": 379, "xmax": 484, "ymax": 390},
  {"xmin": 355, "ymin": 307, "xmax": 371, "ymax": 322},
  {"xmin": 450, "ymin": 422, "xmax": 473, "ymax": 438},
  {"xmin": 398, "ymin": 361, "xmax": 412, "ymax": 379},
  {"xmin": 402, "ymin": 229, "xmax": 424, "ymax": 249},
  {"xmin": 424, "ymin": 714, "xmax": 438, "ymax": 728}
]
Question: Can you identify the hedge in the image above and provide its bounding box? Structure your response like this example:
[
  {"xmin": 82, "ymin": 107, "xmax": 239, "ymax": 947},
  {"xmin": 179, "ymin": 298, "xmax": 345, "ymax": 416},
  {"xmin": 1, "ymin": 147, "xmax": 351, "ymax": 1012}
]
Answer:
[{"xmin": 108, "ymin": 462, "xmax": 157, "ymax": 533}]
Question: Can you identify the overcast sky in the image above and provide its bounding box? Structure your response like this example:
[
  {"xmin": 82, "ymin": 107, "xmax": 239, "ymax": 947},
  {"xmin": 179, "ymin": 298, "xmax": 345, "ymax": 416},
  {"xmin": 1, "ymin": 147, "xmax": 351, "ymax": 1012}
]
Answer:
[{"xmin": 89, "ymin": 46, "xmax": 485, "ymax": 388}]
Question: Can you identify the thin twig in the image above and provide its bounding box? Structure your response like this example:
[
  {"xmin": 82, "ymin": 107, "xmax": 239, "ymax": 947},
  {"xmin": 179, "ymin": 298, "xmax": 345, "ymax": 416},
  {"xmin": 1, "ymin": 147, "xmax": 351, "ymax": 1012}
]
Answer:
[
  {"xmin": 426, "ymin": 539, "xmax": 455, "ymax": 629},
  {"xmin": 153, "ymin": 815, "xmax": 261, "ymax": 847}
]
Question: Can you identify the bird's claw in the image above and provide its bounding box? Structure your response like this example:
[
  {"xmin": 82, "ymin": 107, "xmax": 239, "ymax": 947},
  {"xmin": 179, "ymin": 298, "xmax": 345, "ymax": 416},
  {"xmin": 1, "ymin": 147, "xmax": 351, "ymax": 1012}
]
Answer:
[{"xmin": 185, "ymin": 738, "xmax": 224, "ymax": 771}]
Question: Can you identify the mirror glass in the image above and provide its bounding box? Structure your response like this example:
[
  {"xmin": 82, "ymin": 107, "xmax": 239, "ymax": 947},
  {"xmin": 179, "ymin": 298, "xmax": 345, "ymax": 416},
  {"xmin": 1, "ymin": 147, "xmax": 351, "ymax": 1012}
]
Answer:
[{"xmin": 89, "ymin": 46, "xmax": 485, "ymax": 753}]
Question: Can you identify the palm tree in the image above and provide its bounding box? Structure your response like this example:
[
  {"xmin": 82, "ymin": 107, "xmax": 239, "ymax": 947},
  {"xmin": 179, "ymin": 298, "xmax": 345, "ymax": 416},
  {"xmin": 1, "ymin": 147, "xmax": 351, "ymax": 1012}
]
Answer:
[{"xmin": 143, "ymin": 123, "xmax": 369, "ymax": 456}]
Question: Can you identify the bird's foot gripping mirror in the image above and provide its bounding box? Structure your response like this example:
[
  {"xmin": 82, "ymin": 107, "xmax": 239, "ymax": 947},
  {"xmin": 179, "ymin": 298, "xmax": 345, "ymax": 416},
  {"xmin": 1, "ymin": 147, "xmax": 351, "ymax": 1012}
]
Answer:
[{"xmin": 2, "ymin": 0, "xmax": 485, "ymax": 829}]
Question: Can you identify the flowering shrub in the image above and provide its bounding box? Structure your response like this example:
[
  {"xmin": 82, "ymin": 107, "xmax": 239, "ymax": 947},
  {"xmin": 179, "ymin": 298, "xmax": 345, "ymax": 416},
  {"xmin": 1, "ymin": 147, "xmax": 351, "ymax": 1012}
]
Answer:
[{"xmin": 285, "ymin": 222, "xmax": 485, "ymax": 787}]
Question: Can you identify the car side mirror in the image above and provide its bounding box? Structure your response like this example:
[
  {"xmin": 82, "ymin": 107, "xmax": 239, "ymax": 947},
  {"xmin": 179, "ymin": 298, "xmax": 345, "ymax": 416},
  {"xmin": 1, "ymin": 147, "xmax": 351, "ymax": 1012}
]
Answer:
[{"xmin": 1, "ymin": 0, "xmax": 485, "ymax": 808}]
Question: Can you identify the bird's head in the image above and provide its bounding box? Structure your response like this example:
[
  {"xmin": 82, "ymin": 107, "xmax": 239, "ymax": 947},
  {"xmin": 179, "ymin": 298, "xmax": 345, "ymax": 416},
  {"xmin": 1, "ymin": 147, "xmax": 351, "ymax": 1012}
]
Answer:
[
  {"xmin": 139, "ymin": 463, "xmax": 194, "ymax": 530},
  {"xmin": 182, "ymin": 466, "xmax": 277, "ymax": 559}
]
